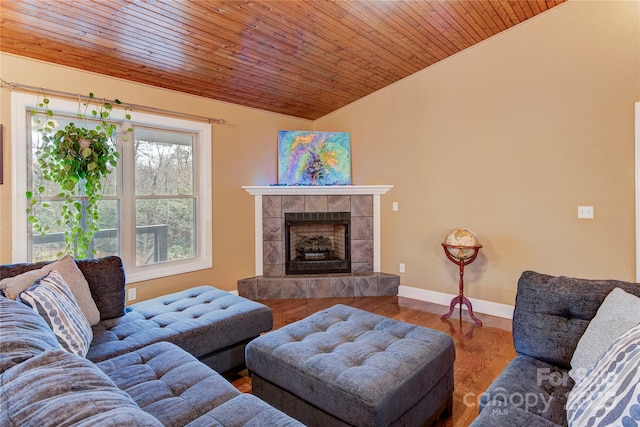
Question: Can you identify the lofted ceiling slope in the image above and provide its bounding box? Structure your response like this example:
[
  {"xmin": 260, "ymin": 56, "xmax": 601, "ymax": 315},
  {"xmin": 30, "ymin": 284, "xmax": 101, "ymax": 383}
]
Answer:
[{"xmin": 1, "ymin": 0, "xmax": 566, "ymax": 120}]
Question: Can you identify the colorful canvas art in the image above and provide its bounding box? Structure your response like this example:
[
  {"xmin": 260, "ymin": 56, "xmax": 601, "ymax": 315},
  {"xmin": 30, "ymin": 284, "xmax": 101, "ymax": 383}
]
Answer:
[{"xmin": 278, "ymin": 131, "xmax": 351, "ymax": 185}]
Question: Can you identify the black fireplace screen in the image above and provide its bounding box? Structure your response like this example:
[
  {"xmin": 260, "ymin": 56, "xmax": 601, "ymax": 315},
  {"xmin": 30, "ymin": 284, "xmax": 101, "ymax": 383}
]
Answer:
[{"xmin": 285, "ymin": 212, "xmax": 351, "ymax": 275}]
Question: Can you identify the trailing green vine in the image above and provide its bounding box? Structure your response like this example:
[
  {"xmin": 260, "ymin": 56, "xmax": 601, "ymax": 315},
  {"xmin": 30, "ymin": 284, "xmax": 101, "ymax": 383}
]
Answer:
[{"xmin": 27, "ymin": 92, "xmax": 132, "ymax": 259}]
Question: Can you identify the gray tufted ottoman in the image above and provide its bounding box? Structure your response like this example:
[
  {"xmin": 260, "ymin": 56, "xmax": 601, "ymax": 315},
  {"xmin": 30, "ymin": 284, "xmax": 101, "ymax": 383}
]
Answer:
[
  {"xmin": 89, "ymin": 285, "xmax": 273, "ymax": 373},
  {"xmin": 246, "ymin": 304, "xmax": 455, "ymax": 427}
]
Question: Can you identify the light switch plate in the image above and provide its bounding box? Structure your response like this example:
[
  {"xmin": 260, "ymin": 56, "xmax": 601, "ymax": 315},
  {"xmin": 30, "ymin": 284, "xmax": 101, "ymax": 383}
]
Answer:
[{"xmin": 578, "ymin": 206, "xmax": 594, "ymax": 219}]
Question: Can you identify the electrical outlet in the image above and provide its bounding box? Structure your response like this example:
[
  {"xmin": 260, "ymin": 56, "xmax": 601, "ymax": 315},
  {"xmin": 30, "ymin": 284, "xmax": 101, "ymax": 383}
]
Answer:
[
  {"xmin": 128, "ymin": 287, "xmax": 137, "ymax": 301},
  {"xmin": 399, "ymin": 263, "xmax": 405, "ymax": 273}
]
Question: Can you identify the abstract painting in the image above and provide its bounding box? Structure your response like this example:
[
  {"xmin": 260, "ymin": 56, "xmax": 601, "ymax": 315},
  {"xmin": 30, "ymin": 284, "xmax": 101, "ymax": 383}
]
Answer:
[{"xmin": 278, "ymin": 130, "xmax": 351, "ymax": 185}]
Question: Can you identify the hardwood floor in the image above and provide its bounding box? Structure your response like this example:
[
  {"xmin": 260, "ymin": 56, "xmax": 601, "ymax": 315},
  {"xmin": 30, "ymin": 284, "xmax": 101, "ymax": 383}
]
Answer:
[{"xmin": 229, "ymin": 296, "xmax": 516, "ymax": 427}]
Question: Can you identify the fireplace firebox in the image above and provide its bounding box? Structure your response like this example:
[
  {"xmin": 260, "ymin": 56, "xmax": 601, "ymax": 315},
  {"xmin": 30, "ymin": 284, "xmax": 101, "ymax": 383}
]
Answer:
[{"xmin": 285, "ymin": 212, "xmax": 351, "ymax": 275}]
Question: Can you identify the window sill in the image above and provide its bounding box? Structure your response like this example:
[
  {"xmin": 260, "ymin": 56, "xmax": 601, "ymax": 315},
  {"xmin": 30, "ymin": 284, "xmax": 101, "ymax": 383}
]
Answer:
[{"xmin": 125, "ymin": 256, "xmax": 212, "ymax": 283}]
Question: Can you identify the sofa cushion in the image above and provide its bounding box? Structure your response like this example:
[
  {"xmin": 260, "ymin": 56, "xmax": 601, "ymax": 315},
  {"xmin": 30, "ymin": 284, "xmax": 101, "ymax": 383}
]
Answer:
[
  {"xmin": 513, "ymin": 271, "xmax": 640, "ymax": 369},
  {"xmin": 566, "ymin": 322, "xmax": 640, "ymax": 427},
  {"xmin": 0, "ymin": 349, "xmax": 162, "ymax": 426},
  {"xmin": 186, "ymin": 394, "xmax": 305, "ymax": 427},
  {"xmin": 18, "ymin": 270, "xmax": 93, "ymax": 357},
  {"xmin": 569, "ymin": 287, "xmax": 640, "ymax": 381},
  {"xmin": 76, "ymin": 256, "xmax": 126, "ymax": 320},
  {"xmin": 0, "ymin": 255, "xmax": 100, "ymax": 325},
  {"xmin": 479, "ymin": 355, "xmax": 573, "ymax": 426},
  {"xmin": 472, "ymin": 401, "xmax": 561, "ymax": 427},
  {"xmin": 0, "ymin": 296, "xmax": 61, "ymax": 372},
  {"xmin": 98, "ymin": 341, "xmax": 302, "ymax": 427},
  {"xmin": 88, "ymin": 285, "xmax": 273, "ymax": 364},
  {"xmin": 97, "ymin": 341, "xmax": 241, "ymax": 426}
]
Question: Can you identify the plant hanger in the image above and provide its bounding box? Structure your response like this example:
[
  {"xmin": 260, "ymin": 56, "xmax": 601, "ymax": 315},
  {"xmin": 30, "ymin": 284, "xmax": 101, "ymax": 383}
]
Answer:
[{"xmin": 27, "ymin": 92, "xmax": 132, "ymax": 259}]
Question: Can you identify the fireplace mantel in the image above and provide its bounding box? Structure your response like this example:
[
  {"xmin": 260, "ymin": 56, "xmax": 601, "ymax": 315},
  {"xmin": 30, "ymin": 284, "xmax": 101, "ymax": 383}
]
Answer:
[
  {"xmin": 242, "ymin": 185, "xmax": 393, "ymax": 196},
  {"xmin": 243, "ymin": 185, "xmax": 393, "ymax": 276}
]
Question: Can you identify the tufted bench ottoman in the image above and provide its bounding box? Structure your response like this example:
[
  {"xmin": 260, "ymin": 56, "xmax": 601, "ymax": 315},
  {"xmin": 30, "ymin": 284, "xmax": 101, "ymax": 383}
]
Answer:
[
  {"xmin": 246, "ymin": 304, "xmax": 455, "ymax": 427},
  {"xmin": 88, "ymin": 285, "xmax": 273, "ymax": 373}
]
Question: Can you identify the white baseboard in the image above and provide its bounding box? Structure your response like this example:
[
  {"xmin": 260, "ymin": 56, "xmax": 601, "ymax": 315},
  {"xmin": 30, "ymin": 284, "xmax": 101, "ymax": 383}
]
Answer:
[
  {"xmin": 233, "ymin": 284, "xmax": 513, "ymax": 319},
  {"xmin": 398, "ymin": 285, "xmax": 514, "ymax": 320}
]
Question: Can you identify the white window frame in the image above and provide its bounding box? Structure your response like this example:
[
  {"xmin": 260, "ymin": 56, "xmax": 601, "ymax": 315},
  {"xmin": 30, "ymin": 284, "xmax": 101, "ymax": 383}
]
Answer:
[
  {"xmin": 636, "ymin": 101, "xmax": 640, "ymax": 281},
  {"xmin": 11, "ymin": 92, "xmax": 212, "ymax": 283}
]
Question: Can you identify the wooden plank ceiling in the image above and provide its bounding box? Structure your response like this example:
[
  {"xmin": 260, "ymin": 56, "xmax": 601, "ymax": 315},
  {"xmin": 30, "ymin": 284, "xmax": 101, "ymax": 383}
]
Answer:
[{"xmin": 0, "ymin": 0, "xmax": 566, "ymax": 120}]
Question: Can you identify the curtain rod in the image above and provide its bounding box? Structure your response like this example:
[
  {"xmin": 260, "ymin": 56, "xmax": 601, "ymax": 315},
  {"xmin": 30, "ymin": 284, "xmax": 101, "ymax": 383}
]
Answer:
[{"xmin": 0, "ymin": 79, "xmax": 226, "ymax": 125}]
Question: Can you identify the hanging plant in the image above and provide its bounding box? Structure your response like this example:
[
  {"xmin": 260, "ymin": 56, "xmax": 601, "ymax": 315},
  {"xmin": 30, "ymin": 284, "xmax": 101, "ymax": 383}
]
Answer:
[{"xmin": 27, "ymin": 92, "xmax": 132, "ymax": 259}]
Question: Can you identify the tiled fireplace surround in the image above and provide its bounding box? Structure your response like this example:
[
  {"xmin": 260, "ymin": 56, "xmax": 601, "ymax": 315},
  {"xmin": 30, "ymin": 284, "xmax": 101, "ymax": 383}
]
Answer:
[{"xmin": 238, "ymin": 186, "xmax": 399, "ymax": 300}]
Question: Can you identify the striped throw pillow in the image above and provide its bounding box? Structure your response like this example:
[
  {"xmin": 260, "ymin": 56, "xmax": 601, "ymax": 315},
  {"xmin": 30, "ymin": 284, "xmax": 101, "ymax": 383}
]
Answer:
[
  {"xmin": 18, "ymin": 270, "xmax": 93, "ymax": 357},
  {"xmin": 566, "ymin": 322, "xmax": 640, "ymax": 426}
]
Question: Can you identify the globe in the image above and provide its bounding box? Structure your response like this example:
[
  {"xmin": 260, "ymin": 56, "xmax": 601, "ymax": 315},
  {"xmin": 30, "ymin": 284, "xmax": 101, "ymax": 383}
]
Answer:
[{"xmin": 444, "ymin": 228, "xmax": 480, "ymax": 260}]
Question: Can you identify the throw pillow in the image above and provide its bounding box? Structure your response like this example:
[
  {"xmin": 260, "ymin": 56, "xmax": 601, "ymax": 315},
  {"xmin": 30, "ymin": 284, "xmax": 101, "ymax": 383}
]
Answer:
[
  {"xmin": 18, "ymin": 270, "xmax": 93, "ymax": 357},
  {"xmin": 566, "ymin": 322, "xmax": 640, "ymax": 426},
  {"xmin": 0, "ymin": 255, "xmax": 101, "ymax": 325},
  {"xmin": 569, "ymin": 287, "xmax": 640, "ymax": 381}
]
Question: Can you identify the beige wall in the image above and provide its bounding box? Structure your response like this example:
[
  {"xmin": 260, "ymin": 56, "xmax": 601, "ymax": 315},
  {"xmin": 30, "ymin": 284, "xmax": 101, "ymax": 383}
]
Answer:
[
  {"xmin": 1, "ymin": 0, "xmax": 639, "ymax": 306},
  {"xmin": 0, "ymin": 54, "xmax": 311, "ymax": 301},
  {"xmin": 314, "ymin": 0, "xmax": 640, "ymax": 304}
]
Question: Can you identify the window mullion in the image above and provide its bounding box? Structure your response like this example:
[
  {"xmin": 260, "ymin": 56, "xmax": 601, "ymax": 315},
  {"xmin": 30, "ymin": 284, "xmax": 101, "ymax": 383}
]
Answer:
[{"xmin": 120, "ymin": 128, "xmax": 137, "ymax": 274}]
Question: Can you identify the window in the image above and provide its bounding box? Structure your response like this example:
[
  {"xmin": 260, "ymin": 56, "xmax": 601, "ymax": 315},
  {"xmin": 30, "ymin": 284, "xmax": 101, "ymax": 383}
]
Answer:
[
  {"xmin": 12, "ymin": 92, "xmax": 212, "ymax": 282},
  {"xmin": 132, "ymin": 128, "xmax": 196, "ymax": 265}
]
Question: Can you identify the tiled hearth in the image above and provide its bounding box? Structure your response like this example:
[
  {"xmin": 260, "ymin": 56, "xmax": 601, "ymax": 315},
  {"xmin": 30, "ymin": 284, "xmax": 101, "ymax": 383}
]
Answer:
[
  {"xmin": 238, "ymin": 272, "xmax": 400, "ymax": 300},
  {"xmin": 238, "ymin": 185, "xmax": 398, "ymax": 300}
]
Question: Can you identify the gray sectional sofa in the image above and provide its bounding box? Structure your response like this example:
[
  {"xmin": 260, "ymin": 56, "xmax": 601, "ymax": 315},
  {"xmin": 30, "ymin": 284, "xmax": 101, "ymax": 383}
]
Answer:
[
  {"xmin": 471, "ymin": 271, "xmax": 640, "ymax": 426},
  {"xmin": 0, "ymin": 256, "xmax": 304, "ymax": 426}
]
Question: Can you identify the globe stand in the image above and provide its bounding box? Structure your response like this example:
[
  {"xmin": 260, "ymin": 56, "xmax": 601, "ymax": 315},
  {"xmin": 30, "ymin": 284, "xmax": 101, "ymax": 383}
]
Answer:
[{"xmin": 441, "ymin": 243, "xmax": 483, "ymax": 326}]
